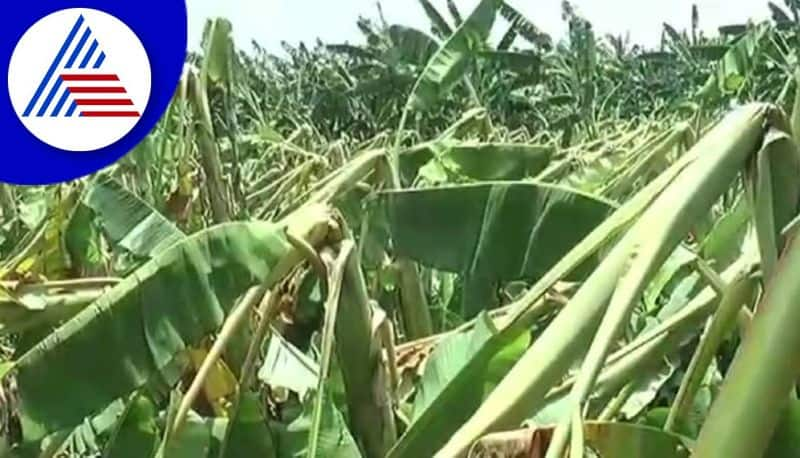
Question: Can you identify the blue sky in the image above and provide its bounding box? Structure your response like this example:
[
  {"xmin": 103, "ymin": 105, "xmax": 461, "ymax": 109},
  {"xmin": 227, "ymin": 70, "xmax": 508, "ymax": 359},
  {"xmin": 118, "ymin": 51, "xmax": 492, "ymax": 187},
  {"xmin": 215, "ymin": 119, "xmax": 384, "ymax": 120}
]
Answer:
[{"xmin": 186, "ymin": 0, "xmax": 770, "ymax": 52}]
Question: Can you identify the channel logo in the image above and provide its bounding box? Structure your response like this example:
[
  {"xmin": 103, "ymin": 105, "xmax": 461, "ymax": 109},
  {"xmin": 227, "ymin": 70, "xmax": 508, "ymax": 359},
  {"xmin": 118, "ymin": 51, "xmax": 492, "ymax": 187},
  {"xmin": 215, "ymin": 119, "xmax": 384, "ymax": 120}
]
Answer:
[{"xmin": 8, "ymin": 8, "xmax": 151, "ymax": 152}]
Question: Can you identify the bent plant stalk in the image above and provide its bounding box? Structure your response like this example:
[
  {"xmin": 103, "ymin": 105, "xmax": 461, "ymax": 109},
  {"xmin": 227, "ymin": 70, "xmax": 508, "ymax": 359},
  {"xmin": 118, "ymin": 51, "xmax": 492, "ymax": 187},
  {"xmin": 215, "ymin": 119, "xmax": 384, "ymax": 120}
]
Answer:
[
  {"xmin": 186, "ymin": 69, "xmax": 231, "ymax": 224},
  {"xmin": 693, "ymin": 231, "xmax": 800, "ymax": 458},
  {"xmin": 217, "ymin": 290, "xmax": 281, "ymax": 458},
  {"xmin": 309, "ymin": 241, "xmax": 353, "ymax": 458},
  {"xmin": 388, "ymin": 141, "xmax": 697, "ymax": 458},
  {"xmin": 167, "ymin": 286, "xmax": 264, "ymax": 441},
  {"xmin": 664, "ymin": 272, "xmax": 758, "ymax": 432},
  {"xmin": 546, "ymin": 105, "xmax": 799, "ymax": 458},
  {"xmin": 438, "ymin": 104, "xmax": 782, "ymax": 457},
  {"xmin": 335, "ymin": 234, "xmax": 398, "ymax": 457}
]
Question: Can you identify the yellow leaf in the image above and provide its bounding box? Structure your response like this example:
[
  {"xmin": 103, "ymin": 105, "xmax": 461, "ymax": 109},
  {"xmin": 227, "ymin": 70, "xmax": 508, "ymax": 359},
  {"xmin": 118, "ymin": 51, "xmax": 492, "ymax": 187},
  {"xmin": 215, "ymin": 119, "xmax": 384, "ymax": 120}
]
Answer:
[{"xmin": 188, "ymin": 347, "xmax": 238, "ymax": 416}]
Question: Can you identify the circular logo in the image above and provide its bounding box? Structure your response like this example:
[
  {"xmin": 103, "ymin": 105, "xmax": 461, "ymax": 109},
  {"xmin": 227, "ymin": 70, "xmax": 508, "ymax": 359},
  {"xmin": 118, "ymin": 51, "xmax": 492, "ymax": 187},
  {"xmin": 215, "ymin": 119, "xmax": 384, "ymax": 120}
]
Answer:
[
  {"xmin": 1, "ymin": 1, "xmax": 186, "ymax": 185},
  {"xmin": 8, "ymin": 8, "xmax": 151, "ymax": 152}
]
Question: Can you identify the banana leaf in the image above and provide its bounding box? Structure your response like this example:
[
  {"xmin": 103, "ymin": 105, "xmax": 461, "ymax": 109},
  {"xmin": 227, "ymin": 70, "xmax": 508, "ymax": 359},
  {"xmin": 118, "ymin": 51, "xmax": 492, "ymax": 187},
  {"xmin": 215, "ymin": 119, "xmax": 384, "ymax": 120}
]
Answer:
[
  {"xmin": 381, "ymin": 182, "xmax": 612, "ymax": 317},
  {"xmin": 408, "ymin": 0, "xmax": 499, "ymax": 110},
  {"xmin": 16, "ymin": 222, "xmax": 292, "ymax": 440}
]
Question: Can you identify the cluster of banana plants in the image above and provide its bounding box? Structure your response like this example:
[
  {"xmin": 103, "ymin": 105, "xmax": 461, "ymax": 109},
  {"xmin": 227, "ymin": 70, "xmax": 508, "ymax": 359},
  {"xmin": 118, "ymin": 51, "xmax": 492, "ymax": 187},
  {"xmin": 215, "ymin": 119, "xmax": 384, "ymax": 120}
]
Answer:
[{"xmin": 2, "ymin": 1, "xmax": 800, "ymax": 457}]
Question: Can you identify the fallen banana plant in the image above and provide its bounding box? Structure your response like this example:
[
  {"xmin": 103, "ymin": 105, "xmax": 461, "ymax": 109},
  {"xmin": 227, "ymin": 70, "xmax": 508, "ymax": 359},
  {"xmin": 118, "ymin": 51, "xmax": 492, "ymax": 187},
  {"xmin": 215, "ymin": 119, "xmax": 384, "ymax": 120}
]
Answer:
[{"xmin": 432, "ymin": 104, "xmax": 800, "ymax": 457}]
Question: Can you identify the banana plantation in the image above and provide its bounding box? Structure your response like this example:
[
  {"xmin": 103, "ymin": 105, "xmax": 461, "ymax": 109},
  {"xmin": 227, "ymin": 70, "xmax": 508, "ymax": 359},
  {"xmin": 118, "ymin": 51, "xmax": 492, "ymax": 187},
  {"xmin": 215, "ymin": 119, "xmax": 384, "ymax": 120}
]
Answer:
[{"xmin": 3, "ymin": 0, "xmax": 800, "ymax": 456}]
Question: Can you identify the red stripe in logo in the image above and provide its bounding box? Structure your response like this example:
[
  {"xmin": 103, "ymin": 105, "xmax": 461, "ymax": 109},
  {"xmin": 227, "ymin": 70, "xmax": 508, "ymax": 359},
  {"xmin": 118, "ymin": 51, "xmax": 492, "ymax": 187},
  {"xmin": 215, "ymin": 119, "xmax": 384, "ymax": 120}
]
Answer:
[
  {"xmin": 61, "ymin": 74, "xmax": 120, "ymax": 81},
  {"xmin": 81, "ymin": 111, "xmax": 141, "ymax": 117}
]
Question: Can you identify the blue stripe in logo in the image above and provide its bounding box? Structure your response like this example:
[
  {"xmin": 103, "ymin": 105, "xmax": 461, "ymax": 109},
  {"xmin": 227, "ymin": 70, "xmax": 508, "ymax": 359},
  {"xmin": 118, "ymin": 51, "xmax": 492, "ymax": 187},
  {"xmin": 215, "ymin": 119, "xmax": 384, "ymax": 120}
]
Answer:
[
  {"xmin": 79, "ymin": 39, "xmax": 98, "ymax": 69},
  {"xmin": 64, "ymin": 27, "xmax": 91, "ymax": 69},
  {"xmin": 22, "ymin": 15, "xmax": 84, "ymax": 117}
]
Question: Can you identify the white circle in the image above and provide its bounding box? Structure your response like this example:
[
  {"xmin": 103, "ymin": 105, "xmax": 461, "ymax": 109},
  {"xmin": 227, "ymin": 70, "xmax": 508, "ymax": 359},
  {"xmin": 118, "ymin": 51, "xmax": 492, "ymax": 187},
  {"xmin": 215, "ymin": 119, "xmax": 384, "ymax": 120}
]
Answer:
[{"xmin": 7, "ymin": 8, "xmax": 151, "ymax": 152}]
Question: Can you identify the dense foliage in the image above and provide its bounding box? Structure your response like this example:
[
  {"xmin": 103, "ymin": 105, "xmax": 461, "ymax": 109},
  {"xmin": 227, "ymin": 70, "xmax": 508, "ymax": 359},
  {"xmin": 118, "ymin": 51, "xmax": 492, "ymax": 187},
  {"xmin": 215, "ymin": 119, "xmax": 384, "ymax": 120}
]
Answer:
[{"xmin": 2, "ymin": 1, "xmax": 800, "ymax": 457}]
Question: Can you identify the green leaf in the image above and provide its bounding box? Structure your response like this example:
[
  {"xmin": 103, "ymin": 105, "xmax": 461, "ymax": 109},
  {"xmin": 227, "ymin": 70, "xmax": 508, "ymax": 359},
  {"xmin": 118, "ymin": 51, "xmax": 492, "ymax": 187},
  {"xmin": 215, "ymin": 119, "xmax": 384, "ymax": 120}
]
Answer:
[
  {"xmin": 497, "ymin": 1, "xmax": 551, "ymax": 48},
  {"xmin": 446, "ymin": 0, "xmax": 463, "ymax": 26},
  {"xmin": 768, "ymin": 2, "xmax": 793, "ymax": 22},
  {"xmin": 167, "ymin": 395, "xmax": 275, "ymax": 458},
  {"xmin": 698, "ymin": 25, "xmax": 770, "ymax": 99},
  {"xmin": 16, "ymin": 222, "xmax": 292, "ymax": 440},
  {"xmin": 388, "ymin": 322, "xmax": 529, "ymax": 458},
  {"xmin": 689, "ymin": 45, "xmax": 729, "ymax": 60},
  {"xmin": 104, "ymin": 396, "xmax": 159, "ymax": 458},
  {"xmin": 382, "ymin": 182, "xmax": 612, "ymax": 317},
  {"xmin": 403, "ymin": 141, "xmax": 552, "ymax": 183},
  {"xmin": 83, "ymin": 176, "xmax": 185, "ymax": 260},
  {"xmin": 643, "ymin": 246, "xmax": 696, "ymax": 313},
  {"xmin": 413, "ymin": 313, "xmax": 496, "ymax": 420},
  {"xmin": 217, "ymin": 392, "xmax": 276, "ymax": 458},
  {"xmin": 619, "ymin": 362, "xmax": 677, "ymax": 420},
  {"xmin": 167, "ymin": 415, "xmax": 221, "ymax": 458},
  {"xmin": 408, "ymin": 0, "xmax": 500, "ymax": 110},
  {"xmin": 386, "ymin": 25, "xmax": 439, "ymax": 67},
  {"xmin": 482, "ymin": 321, "xmax": 530, "ymax": 395},
  {"xmin": 0, "ymin": 360, "xmax": 13, "ymax": 380},
  {"xmin": 201, "ymin": 18, "xmax": 237, "ymax": 86},
  {"xmin": 700, "ymin": 196, "xmax": 751, "ymax": 270},
  {"xmin": 417, "ymin": 0, "xmax": 452, "ymax": 39},
  {"xmin": 276, "ymin": 388, "xmax": 361, "ymax": 458}
]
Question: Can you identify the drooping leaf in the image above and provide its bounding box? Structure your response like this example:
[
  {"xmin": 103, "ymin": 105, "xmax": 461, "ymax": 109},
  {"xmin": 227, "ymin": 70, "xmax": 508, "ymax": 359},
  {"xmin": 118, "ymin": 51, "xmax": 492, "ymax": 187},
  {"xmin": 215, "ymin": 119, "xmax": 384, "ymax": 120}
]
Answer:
[
  {"xmin": 217, "ymin": 392, "xmax": 276, "ymax": 458},
  {"xmin": 30, "ymin": 397, "xmax": 130, "ymax": 458},
  {"xmin": 689, "ymin": 45, "xmax": 729, "ymax": 60},
  {"xmin": 700, "ymin": 196, "xmax": 751, "ymax": 270},
  {"xmin": 326, "ymin": 44, "xmax": 379, "ymax": 61},
  {"xmin": 382, "ymin": 182, "xmax": 612, "ymax": 316},
  {"xmin": 83, "ymin": 176, "xmax": 186, "ymax": 260},
  {"xmin": 662, "ymin": 23, "xmax": 695, "ymax": 65},
  {"xmin": 16, "ymin": 222, "xmax": 292, "ymax": 440},
  {"xmin": 718, "ymin": 24, "xmax": 748, "ymax": 36},
  {"xmin": 619, "ymin": 362, "xmax": 676, "ymax": 420},
  {"xmin": 497, "ymin": 24, "xmax": 518, "ymax": 51},
  {"xmin": 0, "ymin": 281, "xmax": 108, "ymax": 337},
  {"xmin": 388, "ymin": 322, "xmax": 530, "ymax": 458},
  {"xmin": 4, "ymin": 189, "xmax": 77, "ymax": 280},
  {"xmin": 642, "ymin": 246, "xmax": 696, "ymax": 313}
]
